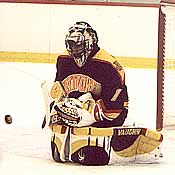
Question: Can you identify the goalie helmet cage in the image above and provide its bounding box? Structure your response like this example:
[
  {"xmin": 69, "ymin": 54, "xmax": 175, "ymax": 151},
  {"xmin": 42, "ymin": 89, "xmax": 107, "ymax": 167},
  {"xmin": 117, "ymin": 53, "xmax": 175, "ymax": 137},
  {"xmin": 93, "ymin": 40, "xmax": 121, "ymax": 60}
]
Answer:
[{"xmin": 157, "ymin": 0, "xmax": 175, "ymax": 130}]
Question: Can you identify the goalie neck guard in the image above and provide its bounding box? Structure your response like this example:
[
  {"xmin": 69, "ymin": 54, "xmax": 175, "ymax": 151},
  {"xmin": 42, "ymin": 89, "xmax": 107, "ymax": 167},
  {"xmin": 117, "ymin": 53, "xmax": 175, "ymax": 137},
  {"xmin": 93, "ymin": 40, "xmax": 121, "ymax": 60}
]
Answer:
[{"xmin": 65, "ymin": 21, "xmax": 98, "ymax": 67}]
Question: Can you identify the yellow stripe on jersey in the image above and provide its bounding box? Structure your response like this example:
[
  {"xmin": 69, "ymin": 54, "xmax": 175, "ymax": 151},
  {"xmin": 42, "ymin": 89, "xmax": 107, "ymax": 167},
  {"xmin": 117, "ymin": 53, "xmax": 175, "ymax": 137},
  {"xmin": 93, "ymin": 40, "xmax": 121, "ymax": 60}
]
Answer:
[{"xmin": 93, "ymin": 49, "xmax": 126, "ymax": 84}]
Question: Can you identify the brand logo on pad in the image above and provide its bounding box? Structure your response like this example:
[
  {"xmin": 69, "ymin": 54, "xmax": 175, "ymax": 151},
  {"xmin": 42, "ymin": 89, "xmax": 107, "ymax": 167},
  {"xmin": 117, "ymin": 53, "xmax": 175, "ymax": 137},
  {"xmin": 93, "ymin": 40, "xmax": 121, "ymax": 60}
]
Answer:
[{"xmin": 117, "ymin": 128, "xmax": 141, "ymax": 136}]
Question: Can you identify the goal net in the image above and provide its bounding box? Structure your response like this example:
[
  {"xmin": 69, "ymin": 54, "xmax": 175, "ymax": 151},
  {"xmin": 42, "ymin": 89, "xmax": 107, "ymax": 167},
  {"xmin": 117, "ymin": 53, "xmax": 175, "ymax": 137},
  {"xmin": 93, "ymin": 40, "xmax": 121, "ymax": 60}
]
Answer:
[{"xmin": 157, "ymin": 0, "xmax": 175, "ymax": 130}]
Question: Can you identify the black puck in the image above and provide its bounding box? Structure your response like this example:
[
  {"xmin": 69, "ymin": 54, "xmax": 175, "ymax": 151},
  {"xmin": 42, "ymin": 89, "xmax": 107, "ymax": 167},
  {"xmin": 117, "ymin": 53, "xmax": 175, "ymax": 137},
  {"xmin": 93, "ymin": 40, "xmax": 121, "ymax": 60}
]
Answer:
[{"xmin": 5, "ymin": 115, "xmax": 12, "ymax": 124}]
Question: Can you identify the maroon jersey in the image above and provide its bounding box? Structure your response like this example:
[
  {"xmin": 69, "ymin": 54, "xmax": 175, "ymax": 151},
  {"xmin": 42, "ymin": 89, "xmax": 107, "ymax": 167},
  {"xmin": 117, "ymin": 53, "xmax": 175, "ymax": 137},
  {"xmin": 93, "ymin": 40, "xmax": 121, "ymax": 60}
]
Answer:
[{"xmin": 55, "ymin": 47, "xmax": 128, "ymax": 127}]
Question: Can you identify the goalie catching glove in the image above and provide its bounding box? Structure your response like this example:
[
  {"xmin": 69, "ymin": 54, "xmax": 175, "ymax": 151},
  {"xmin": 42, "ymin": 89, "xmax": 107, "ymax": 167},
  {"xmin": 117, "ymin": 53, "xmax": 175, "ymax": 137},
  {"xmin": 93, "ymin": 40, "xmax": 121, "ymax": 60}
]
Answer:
[{"xmin": 50, "ymin": 92, "xmax": 104, "ymax": 127}]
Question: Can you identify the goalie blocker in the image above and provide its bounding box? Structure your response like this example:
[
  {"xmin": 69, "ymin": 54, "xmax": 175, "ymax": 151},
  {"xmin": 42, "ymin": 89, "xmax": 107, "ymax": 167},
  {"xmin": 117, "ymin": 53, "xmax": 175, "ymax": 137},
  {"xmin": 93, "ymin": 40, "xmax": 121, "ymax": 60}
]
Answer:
[{"xmin": 50, "ymin": 124, "xmax": 163, "ymax": 165}]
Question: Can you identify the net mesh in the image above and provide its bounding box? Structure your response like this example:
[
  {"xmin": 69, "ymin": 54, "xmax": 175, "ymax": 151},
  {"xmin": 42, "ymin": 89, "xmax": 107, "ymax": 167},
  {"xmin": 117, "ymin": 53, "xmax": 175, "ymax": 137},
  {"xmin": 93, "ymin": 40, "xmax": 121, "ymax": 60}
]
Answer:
[{"xmin": 161, "ymin": 4, "xmax": 175, "ymax": 128}]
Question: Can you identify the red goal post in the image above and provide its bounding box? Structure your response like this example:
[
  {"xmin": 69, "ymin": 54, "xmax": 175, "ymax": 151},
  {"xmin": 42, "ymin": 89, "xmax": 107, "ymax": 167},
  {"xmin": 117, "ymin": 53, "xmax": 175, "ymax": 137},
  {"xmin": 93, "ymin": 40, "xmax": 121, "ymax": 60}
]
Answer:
[{"xmin": 157, "ymin": 0, "xmax": 175, "ymax": 130}]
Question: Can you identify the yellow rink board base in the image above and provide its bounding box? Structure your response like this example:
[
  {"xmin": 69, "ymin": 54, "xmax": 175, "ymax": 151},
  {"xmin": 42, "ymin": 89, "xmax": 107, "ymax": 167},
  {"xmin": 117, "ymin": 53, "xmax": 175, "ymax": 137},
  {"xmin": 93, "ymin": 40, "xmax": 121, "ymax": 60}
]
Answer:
[{"xmin": 0, "ymin": 51, "xmax": 157, "ymax": 69}]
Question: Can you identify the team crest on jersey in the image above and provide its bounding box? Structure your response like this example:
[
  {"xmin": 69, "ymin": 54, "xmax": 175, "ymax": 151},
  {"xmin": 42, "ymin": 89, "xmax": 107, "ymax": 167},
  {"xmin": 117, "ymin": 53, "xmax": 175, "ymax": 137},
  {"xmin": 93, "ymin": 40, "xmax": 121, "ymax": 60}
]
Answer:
[{"xmin": 62, "ymin": 74, "xmax": 102, "ymax": 96}]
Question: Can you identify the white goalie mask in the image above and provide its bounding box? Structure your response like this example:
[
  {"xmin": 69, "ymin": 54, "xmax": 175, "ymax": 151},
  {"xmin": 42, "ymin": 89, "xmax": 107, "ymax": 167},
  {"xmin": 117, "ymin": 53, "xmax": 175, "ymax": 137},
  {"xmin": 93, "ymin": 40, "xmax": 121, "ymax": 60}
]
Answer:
[{"xmin": 65, "ymin": 21, "xmax": 98, "ymax": 67}]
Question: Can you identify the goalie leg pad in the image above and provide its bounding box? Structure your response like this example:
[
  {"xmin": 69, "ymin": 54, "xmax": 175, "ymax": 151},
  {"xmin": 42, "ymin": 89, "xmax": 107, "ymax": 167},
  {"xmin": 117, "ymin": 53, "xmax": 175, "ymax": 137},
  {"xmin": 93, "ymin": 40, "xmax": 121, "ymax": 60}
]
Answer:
[
  {"xmin": 51, "ymin": 125, "xmax": 71, "ymax": 162},
  {"xmin": 51, "ymin": 135, "xmax": 62, "ymax": 162},
  {"xmin": 50, "ymin": 125, "xmax": 163, "ymax": 165}
]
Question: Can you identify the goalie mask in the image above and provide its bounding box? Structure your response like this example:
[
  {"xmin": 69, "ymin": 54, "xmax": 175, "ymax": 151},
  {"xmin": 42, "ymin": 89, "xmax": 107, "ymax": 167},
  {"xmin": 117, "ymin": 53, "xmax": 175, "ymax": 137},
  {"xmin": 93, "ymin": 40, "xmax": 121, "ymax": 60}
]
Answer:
[{"xmin": 65, "ymin": 21, "xmax": 98, "ymax": 67}]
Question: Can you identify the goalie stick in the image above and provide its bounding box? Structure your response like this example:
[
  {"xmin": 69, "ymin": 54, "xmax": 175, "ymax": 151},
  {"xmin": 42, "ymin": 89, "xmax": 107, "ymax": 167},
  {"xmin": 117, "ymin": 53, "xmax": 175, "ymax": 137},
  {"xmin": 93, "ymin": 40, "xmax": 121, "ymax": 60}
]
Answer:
[
  {"xmin": 41, "ymin": 80, "xmax": 72, "ymax": 161},
  {"xmin": 41, "ymin": 80, "xmax": 68, "ymax": 129},
  {"xmin": 41, "ymin": 81, "xmax": 52, "ymax": 129}
]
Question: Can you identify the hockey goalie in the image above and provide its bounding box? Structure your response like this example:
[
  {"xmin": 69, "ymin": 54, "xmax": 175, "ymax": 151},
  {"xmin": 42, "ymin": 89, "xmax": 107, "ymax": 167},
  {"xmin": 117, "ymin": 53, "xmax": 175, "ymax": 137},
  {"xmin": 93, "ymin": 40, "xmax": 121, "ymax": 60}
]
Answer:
[{"xmin": 42, "ymin": 21, "xmax": 163, "ymax": 165}]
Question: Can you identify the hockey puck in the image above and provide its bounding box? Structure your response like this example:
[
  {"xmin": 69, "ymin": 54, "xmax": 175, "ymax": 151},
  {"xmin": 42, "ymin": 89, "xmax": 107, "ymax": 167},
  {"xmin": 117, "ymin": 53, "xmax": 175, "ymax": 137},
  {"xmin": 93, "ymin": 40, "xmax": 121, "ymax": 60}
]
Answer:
[{"xmin": 5, "ymin": 115, "xmax": 12, "ymax": 124}]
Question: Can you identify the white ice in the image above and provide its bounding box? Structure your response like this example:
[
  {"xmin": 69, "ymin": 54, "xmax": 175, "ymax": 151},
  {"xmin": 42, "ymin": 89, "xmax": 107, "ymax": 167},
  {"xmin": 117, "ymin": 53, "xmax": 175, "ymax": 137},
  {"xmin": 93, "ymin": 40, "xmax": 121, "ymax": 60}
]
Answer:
[{"xmin": 0, "ymin": 62, "xmax": 174, "ymax": 175}]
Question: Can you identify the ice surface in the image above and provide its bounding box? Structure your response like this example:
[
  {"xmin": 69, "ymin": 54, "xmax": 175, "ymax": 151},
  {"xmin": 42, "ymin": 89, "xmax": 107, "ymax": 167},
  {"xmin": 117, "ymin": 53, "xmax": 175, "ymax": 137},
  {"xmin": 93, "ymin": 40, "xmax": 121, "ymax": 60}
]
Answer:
[{"xmin": 0, "ymin": 62, "xmax": 174, "ymax": 175}]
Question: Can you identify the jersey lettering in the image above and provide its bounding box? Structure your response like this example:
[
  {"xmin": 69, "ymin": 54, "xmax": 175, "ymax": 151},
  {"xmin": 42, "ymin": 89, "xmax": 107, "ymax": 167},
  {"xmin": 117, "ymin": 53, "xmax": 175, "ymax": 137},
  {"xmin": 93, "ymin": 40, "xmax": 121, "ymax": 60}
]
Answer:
[{"xmin": 62, "ymin": 74, "xmax": 102, "ymax": 96}]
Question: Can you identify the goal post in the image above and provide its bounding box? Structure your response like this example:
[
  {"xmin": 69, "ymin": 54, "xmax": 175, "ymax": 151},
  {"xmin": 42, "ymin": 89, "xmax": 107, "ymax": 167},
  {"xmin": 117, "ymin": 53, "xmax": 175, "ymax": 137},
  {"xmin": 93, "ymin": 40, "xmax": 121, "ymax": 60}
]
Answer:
[{"xmin": 157, "ymin": 0, "xmax": 175, "ymax": 130}]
